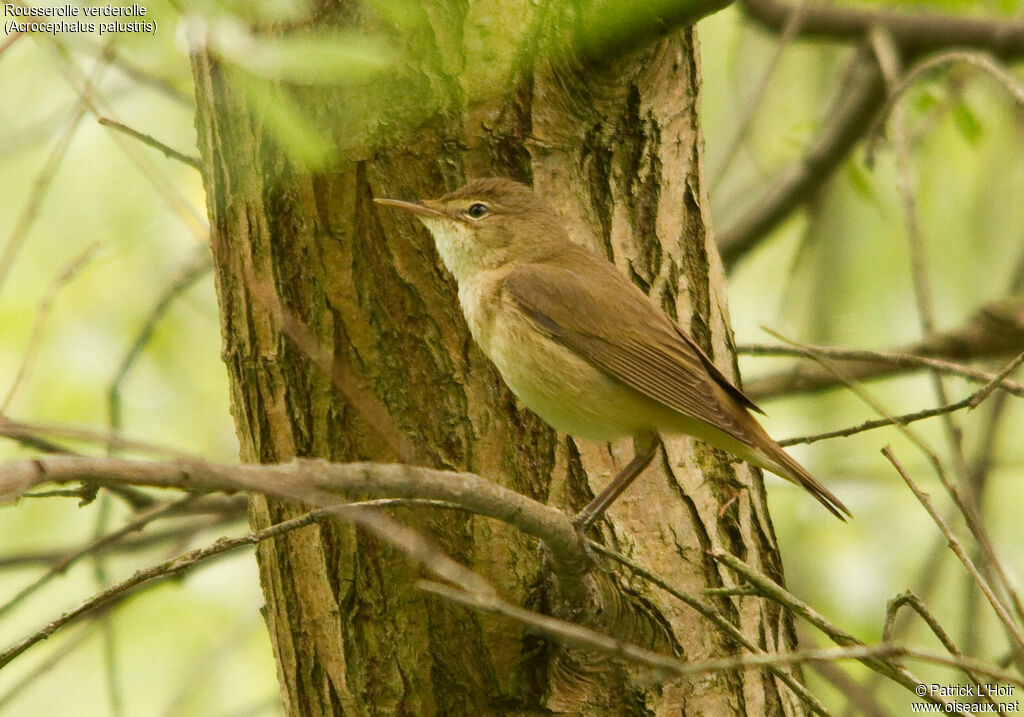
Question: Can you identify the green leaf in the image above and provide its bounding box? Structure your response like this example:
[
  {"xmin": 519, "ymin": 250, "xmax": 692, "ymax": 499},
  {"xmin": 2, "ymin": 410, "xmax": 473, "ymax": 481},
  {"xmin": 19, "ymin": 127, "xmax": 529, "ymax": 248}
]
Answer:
[
  {"xmin": 845, "ymin": 159, "xmax": 885, "ymax": 214},
  {"xmin": 233, "ymin": 71, "xmax": 335, "ymax": 168},
  {"xmin": 213, "ymin": 22, "xmax": 394, "ymax": 86},
  {"xmin": 953, "ymin": 100, "xmax": 983, "ymax": 146}
]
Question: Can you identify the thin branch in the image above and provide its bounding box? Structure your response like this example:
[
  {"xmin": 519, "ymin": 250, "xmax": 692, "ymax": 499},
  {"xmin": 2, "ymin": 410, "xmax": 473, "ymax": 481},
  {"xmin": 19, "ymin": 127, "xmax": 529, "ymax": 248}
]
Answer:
[
  {"xmin": 1, "ymin": 243, "xmax": 99, "ymax": 413},
  {"xmin": 0, "ymin": 509, "xmax": 323, "ymax": 670},
  {"xmin": 80, "ymin": 41, "xmax": 194, "ymax": 107},
  {"xmin": 961, "ymin": 387, "xmax": 1016, "ymax": 656},
  {"xmin": 108, "ymin": 250, "xmax": 212, "ymax": 444},
  {"xmin": 760, "ymin": 337, "xmax": 1023, "ymax": 449},
  {"xmin": 710, "ymin": 0, "xmax": 809, "ymax": 194},
  {"xmin": 0, "ymin": 514, "xmax": 244, "ymax": 569},
  {"xmin": 0, "ymin": 455, "xmax": 590, "ymax": 586},
  {"xmin": 857, "ymin": 503, "xmax": 981, "ymax": 701},
  {"xmin": 418, "ymin": 580, "xmax": 685, "ymax": 678},
  {"xmin": 741, "ymin": 324, "xmax": 1024, "ymax": 400},
  {"xmin": 889, "ymin": 51, "xmax": 1024, "ymax": 120},
  {"xmin": 883, "ymin": 592, "xmax": 960, "ymax": 651},
  {"xmin": 968, "ymin": 352, "xmax": 1024, "ymax": 409},
  {"xmin": 48, "ymin": 41, "xmax": 208, "ymax": 240},
  {"xmin": 741, "ymin": 0, "xmax": 1024, "ymax": 59},
  {"xmin": 0, "ymin": 495, "xmax": 199, "ymax": 620},
  {"xmin": 0, "ymin": 622, "xmax": 99, "ymax": 712},
  {"xmin": 868, "ymin": 50, "xmax": 1024, "ymax": 168},
  {"xmin": 19, "ymin": 481, "xmax": 161, "ymax": 511},
  {"xmin": 92, "ymin": 492, "xmax": 121, "ymax": 717},
  {"xmin": 675, "ymin": 644, "xmax": 1023, "ymax": 689},
  {"xmin": 882, "ymin": 447, "xmax": 1024, "ymax": 663},
  {"xmin": 0, "ymin": 53, "xmax": 108, "ymax": 298},
  {"xmin": 778, "ymin": 388, "xmax": 982, "ymax": 447},
  {"xmin": 722, "ymin": 0, "xmax": 1024, "ymax": 267},
  {"xmin": 960, "ymin": 383, "xmax": 1024, "ymax": 631},
  {"xmin": 767, "ymin": 330, "xmax": 1024, "ymax": 661},
  {"xmin": 432, "ymin": 580, "xmax": 1022, "ymax": 699},
  {"xmin": 0, "ymin": 487, "xmax": 588, "ymax": 675},
  {"xmin": 883, "ymin": 591, "xmax": 1000, "ymax": 709},
  {"xmin": 0, "ymin": 423, "xmax": 73, "ymax": 454},
  {"xmin": 590, "ymin": 541, "xmax": 831, "ymax": 715},
  {"xmin": 0, "ymin": 417, "xmax": 194, "ymax": 460},
  {"xmin": 870, "ymin": 27, "xmax": 971, "ymax": 490},
  {"xmin": 97, "ymin": 118, "xmax": 201, "ymax": 169},
  {"xmin": 22, "ymin": 488, "xmax": 91, "ymax": 499},
  {"xmin": 711, "ymin": 550, "xmax": 943, "ymax": 703},
  {"xmin": 805, "ymin": 657, "xmax": 889, "ymax": 717},
  {"xmin": 868, "ymin": 30, "xmax": 934, "ymax": 341},
  {"xmin": 718, "ymin": 47, "xmax": 885, "ymax": 268}
]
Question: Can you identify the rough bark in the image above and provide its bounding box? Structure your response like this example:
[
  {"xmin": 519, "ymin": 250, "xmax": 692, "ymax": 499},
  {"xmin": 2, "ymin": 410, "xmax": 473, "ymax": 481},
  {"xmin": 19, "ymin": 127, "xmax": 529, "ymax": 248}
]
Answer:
[{"xmin": 191, "ymin": 3, "xmax": 806, "ymax": 714}]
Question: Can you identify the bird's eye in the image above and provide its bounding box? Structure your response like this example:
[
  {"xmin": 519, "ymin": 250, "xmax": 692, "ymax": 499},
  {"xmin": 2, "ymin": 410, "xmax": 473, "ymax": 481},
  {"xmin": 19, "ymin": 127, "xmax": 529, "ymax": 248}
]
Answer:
[{"xmin": 465, "ymin": 203, "xmax": 489, "ymax": 219}]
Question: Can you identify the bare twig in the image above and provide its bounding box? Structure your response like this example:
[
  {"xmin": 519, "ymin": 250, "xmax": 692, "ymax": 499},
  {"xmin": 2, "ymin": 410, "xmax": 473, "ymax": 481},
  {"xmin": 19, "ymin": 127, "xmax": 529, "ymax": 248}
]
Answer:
[
  {"xmin": 0, "ymin": 54, "xmax": 108, "ymax": 298},
  {"xmin": 882, "ymin": 448, "xmax": 1024, "ymax": 663},
  {"xmin": 711, "ymin": 550, "xmax": 942, "ymax": 702},
  {"xmin": 0, "ymin": 417, "xmax": 193, "ymax": 460},
  {"xmin": 675, "ymin": 644, "xmax": 1022, "ymax": 689},
  {"xmin": 419, "ymin": 580, "xmax": 684, "ymax": 677},
  {"xmin": 722, "ymin": 0, "xmax": 1024, "ymax": 267},
  {"xmin": 97, "ymin": 118, "xmax": 201, "ymax": 169},
  {"xmin": 767, "ymin": 330, "xmax": 1024, "ymax": 661},
  {"xmin": 778, "ymin": 389, "xmax": 983, "ymax": 447},
  {"xmin": 422, "ymin": 577, "xmax": 1022, "ymax": 702},
  {"xmin": 78, "ymin": 40, "xmax": 194, "ymax": 107},
  {"xmin": 873, "ymin": 52, "xmax": 1024, "ymax": 149},
  {"xmin": 759, "ymin": 334, "xmax": 1023, "ymax": 449},
  {"xmin": 873, "ymin": 28, "xmax": 974, "ymax": 485},
  {"xmin": 590, "ymin": 541, "xmax": 831, "ymax": 714},
  {"xmin": 968, "ymin": 352, "xmax": 1024, "ymax": 409},
  {"xmin": 0, "ymin": 514, "xmax": 244, "ymax": 569},
  {"xmin": 92, "ymin": 492, "xmax": 121, "ymax": 717},
  {"xmin": 0, "ymin": 422, "xmax": 73, "ymax": 454},
  {"xmin": 710, "ymin": 0, "xmax": 809, "ymax": 194},
  {"xmin": 0, "ymin": 455, "xmax": 590, "ymax": 585},
  {"xmin": 2, "ymin": 243, "xmax": 99, "ymax": 413},
  {"xmin": 108, "ymin": 250, "xmax": 212, "ymax": 444},
  {"xmin": 961, "ymin": 387, "xmax": 1016, "ymax": 656},
  {"xmin": 883, "ymin": 591, "xmax": 1000, "ymax": 708},
  {"xmin": 883, "ymin": 592, "xmax": 959, "ymax": 654},
  {"xmin": 48, "ymin": 42, "xmax": 207, "ymax": 240},
  {"xmin": 718, "ymin": 48, "xmax": 885, "ymax": 268},
  {"xmin": 741, "ymin": 335, "xmax": 1024, "ymax": 400},
  {"xmin": 741, "ymin": 0, "xmax": 1024, "ymax": 59},
  {"xmin": 0, "ymin": 510, "xmax": 323, "ymax": 670},
  {"xmin": 0, "ymin": 496, "xmax": 199, "ymax": 620},
  {"xmin": 805, "ymin": 657, "xmax": 889, "ymax": 717}
]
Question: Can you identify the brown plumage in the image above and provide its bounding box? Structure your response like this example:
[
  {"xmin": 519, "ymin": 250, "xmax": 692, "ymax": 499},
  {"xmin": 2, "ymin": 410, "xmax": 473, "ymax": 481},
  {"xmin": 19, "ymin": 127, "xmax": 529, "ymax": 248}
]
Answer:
[{"xmin": 375, "ymin": 178, "xmax": 850, "ymax": 522}]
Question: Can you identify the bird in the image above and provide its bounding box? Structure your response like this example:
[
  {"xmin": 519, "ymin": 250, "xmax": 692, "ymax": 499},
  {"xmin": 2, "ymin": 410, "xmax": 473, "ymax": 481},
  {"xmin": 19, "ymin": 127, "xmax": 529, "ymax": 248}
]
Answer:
[{"xmin": 374, "ymin": 177, "xmax": 850, "ymax": 526}]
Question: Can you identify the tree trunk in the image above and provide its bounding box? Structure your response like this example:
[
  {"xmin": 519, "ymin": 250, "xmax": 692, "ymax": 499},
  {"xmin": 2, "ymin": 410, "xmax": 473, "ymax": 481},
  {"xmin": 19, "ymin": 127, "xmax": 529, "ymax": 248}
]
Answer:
[{"xmin": 191, "ymin": 3, "xmax": 805, "ymax": 714}]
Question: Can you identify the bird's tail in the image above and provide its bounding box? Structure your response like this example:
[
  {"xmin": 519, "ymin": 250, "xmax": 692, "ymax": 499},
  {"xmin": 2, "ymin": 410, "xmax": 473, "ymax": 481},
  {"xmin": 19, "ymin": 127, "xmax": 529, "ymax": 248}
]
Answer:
[{"xmin": 751, "ymin": 439, "xmax": 851, "ymax": 521}]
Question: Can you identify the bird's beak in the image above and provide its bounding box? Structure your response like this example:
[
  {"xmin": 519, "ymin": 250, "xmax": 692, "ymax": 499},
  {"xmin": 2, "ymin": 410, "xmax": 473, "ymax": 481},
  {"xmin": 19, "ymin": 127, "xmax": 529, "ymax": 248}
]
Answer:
[{"xmin": 373, "ymin": 197, "xmax": 447, "ymax": 220}]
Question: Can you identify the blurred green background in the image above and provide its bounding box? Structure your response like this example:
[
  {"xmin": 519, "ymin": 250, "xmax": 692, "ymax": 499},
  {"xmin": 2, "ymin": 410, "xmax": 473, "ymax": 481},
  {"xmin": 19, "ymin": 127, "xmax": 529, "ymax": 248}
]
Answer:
[{"xmin": 1, "ymin": 0, "xmax": 1022, "ymax": 713}]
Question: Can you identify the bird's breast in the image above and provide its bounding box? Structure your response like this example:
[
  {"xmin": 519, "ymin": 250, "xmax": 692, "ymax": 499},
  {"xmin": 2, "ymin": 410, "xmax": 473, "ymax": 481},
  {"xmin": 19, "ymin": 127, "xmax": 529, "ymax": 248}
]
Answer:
[{"xmin": 457, "ymin": 273, "xmax": 673, "ymax": 442}]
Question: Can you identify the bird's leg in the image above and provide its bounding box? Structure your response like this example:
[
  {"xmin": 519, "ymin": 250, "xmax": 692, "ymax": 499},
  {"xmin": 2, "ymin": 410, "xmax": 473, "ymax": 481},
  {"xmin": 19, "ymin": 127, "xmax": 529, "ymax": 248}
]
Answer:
[{"xmin": 572, "ymin": 432, "xmax": 660, "ymax": 530}]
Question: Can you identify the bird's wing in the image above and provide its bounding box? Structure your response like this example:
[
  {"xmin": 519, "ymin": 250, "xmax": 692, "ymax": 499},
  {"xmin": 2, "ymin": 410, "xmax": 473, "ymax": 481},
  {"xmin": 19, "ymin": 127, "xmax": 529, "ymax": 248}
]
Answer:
[{"xmin": 502, "ymin": 255, "xmax": 762, "ymax": 444}]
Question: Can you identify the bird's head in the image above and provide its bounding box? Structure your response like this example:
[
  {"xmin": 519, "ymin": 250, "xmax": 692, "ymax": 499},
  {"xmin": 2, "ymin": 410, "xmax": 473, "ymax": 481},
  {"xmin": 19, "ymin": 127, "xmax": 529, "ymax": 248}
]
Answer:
[{"xmin": 375, "ymin": 178, "xmax": 560, "ymax": 283}]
